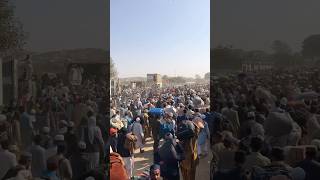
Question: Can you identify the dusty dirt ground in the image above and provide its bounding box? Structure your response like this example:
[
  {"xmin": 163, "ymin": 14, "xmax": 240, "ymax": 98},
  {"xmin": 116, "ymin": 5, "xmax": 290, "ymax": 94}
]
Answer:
[{"xmin": 133, "ymin": 138, "xmax": 212, "ymax": 179}]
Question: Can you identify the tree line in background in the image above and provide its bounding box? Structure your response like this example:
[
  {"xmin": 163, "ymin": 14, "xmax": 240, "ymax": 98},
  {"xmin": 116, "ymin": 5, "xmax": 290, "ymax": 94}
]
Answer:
[
  {"xmin": 162, "ymin": 73, "xmax": 210, "ymax": 84},
  {"xmin": 212, "ymin": 34, "xmax": 320, "ymax": 70}
]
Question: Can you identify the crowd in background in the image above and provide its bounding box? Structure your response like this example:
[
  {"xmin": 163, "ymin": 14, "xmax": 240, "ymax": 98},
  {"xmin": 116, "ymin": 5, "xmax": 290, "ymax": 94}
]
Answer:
[
  {"xmin": 0, "ymin": 75, "xmax": 108, "ymax": 180},
  {"xmin": 110, "ymin": 67, "xmax": 320, "ymax": 180},
  {"xmin": 2, "ymin": 66, "xmax": 320, "ymax": 179}
]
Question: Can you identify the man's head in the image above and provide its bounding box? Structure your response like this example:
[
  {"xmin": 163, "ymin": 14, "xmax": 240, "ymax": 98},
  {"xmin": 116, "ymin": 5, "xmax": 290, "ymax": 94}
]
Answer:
[
  {"xmin": 19, "ymin": 106, "xmax": 25, "ymax": 113},
  {"xmin": 87, "ymin": 110, "xmax": 94, "ymax": 118},
  {"xmin": 42, "ymin": 127, "xmax": 50, "ymax": 135},
  {"xmin": 67, "ymin": 121, "xmax": 75, "ymax": 132},
  {"xmin": 224, "ymin": 138, "xmax": 234, "ymax": 149},
  {"xmin": 164, "ymin": 133, "xmax": 173, "ymax": 141},
  {"xmin": 19, "ymin": 152, "xmax": 32, "ymax": 169},
  {"xmin": 149, "ymin": 164, "xmax": 161, "ymax": 180},
  {"xmin": 310, "ymin": 105, "xmax": 318, "ymax": 114},
  {"xmin": 250, "ymin": 137, "xmax": 263, "ymax": 153},
  {"xmin": 57, "ymin": 144, "xmax": 66, "ymax": 155},
  {"xmin": 234, "ymin": 151, "xmax": 246, "ymax": 166},
  {"xmin": 163, "ymin": 102, "xmax": 167, "ymax": 107},
  {"xmin": 247, "ymin": 111, "xmax": 256, "ymax": 120},
  {"xmin": 227, "ymin": 101, "xmax": 234, "ymax": 109},
  {"xmin": 135, "ymin": 117, "xmax": 141, "ymax": 123},
  {"xmin": 305, "ymin": 147, "xmax": 317, "ymax": 160},
  {"xmin": 213, "ymin": 132, "xmax": 224, "ymax": 143},
  {"xmin": 54, "ymin": 134, "xmax": 65, "ymax": 146},
  {"xmin": 280, "ymin": 97, "xmax": 288, "ymax": 108},
  {"xmin": 183, "ymin": 109, "xmax": 187, "ymax": 114},
  {"xmin": 1, "ymin": 140, "xmax": 10, "ymax": 150},
  {"xmin": 33, "ymin": 135, "xmax": 42, "ymax": 145},
  {"xmin": 271, "ymin": 147, "xmax": 285, "ymax": 162}
]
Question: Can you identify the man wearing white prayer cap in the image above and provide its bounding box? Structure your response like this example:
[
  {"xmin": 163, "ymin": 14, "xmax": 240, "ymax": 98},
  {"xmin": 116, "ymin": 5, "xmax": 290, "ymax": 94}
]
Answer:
[
  {"xmin": 45, "ymin": 134, "xmax": 65, "ymax": 160},
  {"xmin": 40, "ymin": 127, "xmax": 52, "ymax": 149},
  {"xmin": 58, "ymin": 120, "xmax": 68, "ymax": 134},
  {"xmin": 0, "ymin": 114, "xmax": 6, "ymax": 122},
  {"xmin": 42, "ymin": 127, "xmax": 50, "ymax": 134},
  {"xmin": 68, "ymin": 121, "xmax": 75, "ymax": 128},
  {"xmin": 54, "ymin": 134, "xmax": 64, "ymax": 142}
]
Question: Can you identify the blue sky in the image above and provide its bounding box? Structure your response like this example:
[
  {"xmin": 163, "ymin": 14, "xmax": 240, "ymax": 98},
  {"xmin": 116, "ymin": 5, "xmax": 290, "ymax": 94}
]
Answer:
[{"xmin": 111, "ymin": 0, "xmax": 210, "ymax": 78}]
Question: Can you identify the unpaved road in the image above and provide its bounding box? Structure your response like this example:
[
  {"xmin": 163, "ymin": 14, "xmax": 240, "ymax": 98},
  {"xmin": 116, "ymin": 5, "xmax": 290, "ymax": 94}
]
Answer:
[{"xmin": 133, "ymin": 138, "xmax": 212, "ymax": 179}]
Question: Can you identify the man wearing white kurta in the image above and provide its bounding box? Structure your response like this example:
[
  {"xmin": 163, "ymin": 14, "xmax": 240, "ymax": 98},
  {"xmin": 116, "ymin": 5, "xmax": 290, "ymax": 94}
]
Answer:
[
  {"xmin": 0, "ymin": 141, "xmax": 17, "ymax": 179},
  {"xmin": 132, "ymin": 117, "xmax": 145, "ymax": 153},
  {"xmin": 28, "ymin": 135, "xmax": 46, "ymax": 178}
]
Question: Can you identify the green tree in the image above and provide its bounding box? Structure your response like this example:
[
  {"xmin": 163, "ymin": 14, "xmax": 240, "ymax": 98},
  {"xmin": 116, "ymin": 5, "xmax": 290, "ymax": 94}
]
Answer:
[
  {"xmin": 162, "ymin": 75, "xmax": 169, "ymax": 80},
  {"xmin": 271, "ymin": 40, "xmax": 293, "ymax": 67},
  {"xmin": 168, "ymin": 76, "xmax": 186, "ymax": 84},
  {"xmin": 204, "ymin": 72, "xmax": 210, "ymax": 80},
  {"xmin": 271, "ymin": 40, "xmax": 292, "ymax": 55},
  {"xmin": 302, "ymin": 34, "xmax": 320, "ymax": 60},
  {"xmin": 212, "ymin": 45, "xmax": 245, "ymax": 70}
]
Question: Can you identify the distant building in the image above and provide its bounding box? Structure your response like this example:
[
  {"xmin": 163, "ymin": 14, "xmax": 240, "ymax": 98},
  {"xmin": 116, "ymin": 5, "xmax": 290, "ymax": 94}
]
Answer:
[
  {"xmin": 241, "ymin": 50, "xmax": 274, "ymax": 73},
  {"xmin": 147, "ymin": 74, "xmax": 162, "ymax": 88},
  {"xmin": 241, "ymin": 61, "xmax": 274, "ymax": 73},
  {"xmin": 131, "ymin": 81, "xmax": 145, "ymax": 89}
]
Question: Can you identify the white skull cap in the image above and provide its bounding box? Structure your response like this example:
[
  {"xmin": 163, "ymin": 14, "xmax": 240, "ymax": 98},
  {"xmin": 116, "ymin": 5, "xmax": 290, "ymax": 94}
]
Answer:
[{"xmin": 54, "ymin": 134, "xmax": 64, "ymax": 141}]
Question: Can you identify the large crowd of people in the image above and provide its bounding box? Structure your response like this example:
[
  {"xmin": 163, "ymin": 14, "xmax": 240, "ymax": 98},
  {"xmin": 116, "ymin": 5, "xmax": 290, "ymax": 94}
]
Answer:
[
  {"xmin": 2, "ymin": 66, "xmax": 320, "ymax": 180},
  {"xmin": 110, "ymin": 67, "xmax": 320, "ymax": 180},
  {"xmin": 109, "ymin": 84, "xmax": 211, "ymax": 180},
  {"xmin": 0, "ymin": 74, "xmax": 108, "ymax": 180}
]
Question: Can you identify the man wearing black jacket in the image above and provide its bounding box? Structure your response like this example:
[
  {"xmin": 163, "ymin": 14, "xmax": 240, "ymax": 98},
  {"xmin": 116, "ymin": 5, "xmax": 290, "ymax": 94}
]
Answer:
[
  {"xmin": 158, "ymin": 133, "xmax": 185, "ymax": 180},
  {"xmin": 117, "ymin": 127, "xmax": 134, "ymax": 179}
]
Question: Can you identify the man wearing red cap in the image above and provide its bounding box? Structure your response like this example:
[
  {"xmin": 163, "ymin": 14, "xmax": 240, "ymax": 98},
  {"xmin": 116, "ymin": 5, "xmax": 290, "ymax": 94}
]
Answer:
[{"xmin": 109, "ymin": 127, "xmax": 118, "ymax": 153}]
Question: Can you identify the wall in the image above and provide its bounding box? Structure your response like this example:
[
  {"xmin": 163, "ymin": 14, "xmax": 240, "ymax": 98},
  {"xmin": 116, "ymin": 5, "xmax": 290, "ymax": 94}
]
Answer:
[{"xmin": 0, "ymin": 58, "xmax": 2, "ymax": 106}]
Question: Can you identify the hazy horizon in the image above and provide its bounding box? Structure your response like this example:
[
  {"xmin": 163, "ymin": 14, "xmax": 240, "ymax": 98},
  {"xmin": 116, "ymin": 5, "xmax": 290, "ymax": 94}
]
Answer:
[
  {"xmin": 13, "ymin": 0, "xmax": 108, "ymax": 52},
  {"xmin": 212, "ymin": 0, "xmax": 320, "ymax": 53},
  {"xmin": 118, "ymin": 74, "xmax": 204, "ymax": 79},
  {"xmin": 111, "ymin": 0, "xmax": 210, "ymax": 78}
]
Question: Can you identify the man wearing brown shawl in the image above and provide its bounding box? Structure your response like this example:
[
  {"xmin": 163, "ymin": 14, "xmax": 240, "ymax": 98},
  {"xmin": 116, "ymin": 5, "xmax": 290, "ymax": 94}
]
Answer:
[{"xmin": 180, "ymin": 119, "xmax": 203, "ymax": 180}]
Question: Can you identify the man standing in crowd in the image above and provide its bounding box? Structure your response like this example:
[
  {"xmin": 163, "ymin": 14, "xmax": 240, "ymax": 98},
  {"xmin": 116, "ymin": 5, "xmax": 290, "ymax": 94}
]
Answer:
[
  {"xmin": 132, "ymin": 117, "xmax": 145, "ymax": 153},
  {"xmin": 149, "ymin": 114, "xmax": 161, "ymax": 152},
  {"xmin": 117, "ymin": 127, "xmax": 135, "ymax": 178},
  {"xmin": 27, "ymin": 135, "xmax": 46, "ymax": 178},
  {"xmin": 0, "ymin": 140, "xmax": 17, "ymax": 179},
  {"xmin": 243, "ymin": 137, "xmax": 271, "ymax": 169},
  {"xmin": 180, "ymin": 119, "xmax": 203, "ymax": 180}
]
